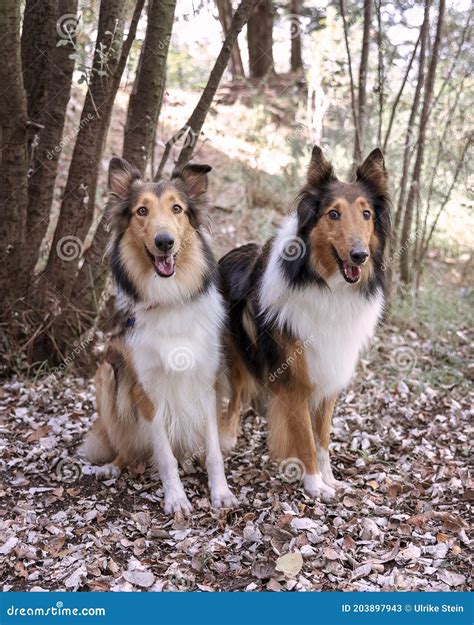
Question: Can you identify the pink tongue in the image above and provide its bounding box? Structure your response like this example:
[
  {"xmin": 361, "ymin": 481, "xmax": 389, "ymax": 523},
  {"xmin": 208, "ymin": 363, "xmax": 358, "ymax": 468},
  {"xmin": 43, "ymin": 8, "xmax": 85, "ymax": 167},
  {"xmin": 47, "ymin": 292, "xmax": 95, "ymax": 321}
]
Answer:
[
  {"xmin": 155, "ymin": 255, "xmax": 175, "ymax": 276},
  {"xmin": 343, "ymin": 262, "xmax": 361, "ymax": 282}
]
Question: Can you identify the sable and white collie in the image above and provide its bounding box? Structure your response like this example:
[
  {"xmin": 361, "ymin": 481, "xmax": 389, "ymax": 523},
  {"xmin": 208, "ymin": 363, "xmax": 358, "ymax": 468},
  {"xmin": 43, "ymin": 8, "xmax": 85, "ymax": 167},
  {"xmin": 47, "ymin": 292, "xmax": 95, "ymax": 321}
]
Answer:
[
  {"xmin": 218, "ymin": 146, "xmax": 390, "ymax": 501},
  {"xmin": 80, "ymin": 157, "xmax": 237, "ymax": 514}
]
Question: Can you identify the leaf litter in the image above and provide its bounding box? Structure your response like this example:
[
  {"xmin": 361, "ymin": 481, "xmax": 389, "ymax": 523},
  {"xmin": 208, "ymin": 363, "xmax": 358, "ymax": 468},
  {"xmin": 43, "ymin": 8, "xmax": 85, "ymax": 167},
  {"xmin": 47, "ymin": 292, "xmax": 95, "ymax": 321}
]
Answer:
[{"xmin": 0, "ymin": 326, "xmax": 472, "ymax": 592}]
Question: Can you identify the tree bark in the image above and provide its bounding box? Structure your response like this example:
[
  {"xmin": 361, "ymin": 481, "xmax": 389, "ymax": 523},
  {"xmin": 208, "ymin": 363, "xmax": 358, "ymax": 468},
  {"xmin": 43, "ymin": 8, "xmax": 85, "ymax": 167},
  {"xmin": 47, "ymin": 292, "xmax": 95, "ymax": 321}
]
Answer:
[
  {"xmin": 43, "ymin": 0, "xmax": 144, "ymax": 299},
  {"xmin": 155, "ymin": 0, "xmax": 259, "ymax": 177},
  {"xmin": 352, "ymin": 0, "xmax": 372, "ymax": 168},
  {"xmin": 375, "ymin": 0, "xmax": 383, "ymax": 145},
  {"xmin": 417, "ymin": 76, "xmax": 467, "ymax": 262},
  {"xmin": 216, "ymin": 0, "xmax": 245, "ymax": 78},
  {"xmin": 382, "ymin": 30, "xmax": 420, "ymax": 152},
  {"xmin": 339, "ymin": 0, "xmax": 361, "ymax": 174},
  {"xmin": 399, "ymin": 0, "xmax": 445, "ymax": 284},
  {"xmin": 417, "ymin": 135, "xmax": 471, "ymax": 269},
  {"xmin": 290, "ymin": 0, "xmax": 303, "ymax": 72},
  {"xmin": 247, "ymin": 0, "xmax": 274, "ymax": 79},
  {"xmin": 393, "ymin": 0, "xmax": 430, "ymax": 239},
  {"xmin": 0, "ymin": 0, "xmax": 29, "ymax": 307},
  {"xmin": 123, "ymin": 0, "xmax": 177, "ymax": 174},
  {"xmin": 22, "ymin": 0, "xmax": 79, "ymax": 279}
]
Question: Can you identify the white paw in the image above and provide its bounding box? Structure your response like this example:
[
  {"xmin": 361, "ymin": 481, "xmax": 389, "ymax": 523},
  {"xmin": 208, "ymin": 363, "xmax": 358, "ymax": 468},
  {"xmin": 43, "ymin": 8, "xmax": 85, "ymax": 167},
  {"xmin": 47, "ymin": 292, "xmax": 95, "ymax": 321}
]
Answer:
[
  {"xmin": 211, "ymin": 486, "xmax": 238, "ymax": 509},
  {"xmin": 324, "ymin": 476, "xmax": 348, "ymax": 491},
  {"xmin": 93, "ymin": 463, "xmax": 121, "ymax": 480},
  {"xmin": 164, "ymin": 488, "xmax": 192, "ymax": 515},
  {"xmin": 304, "ymin": 473, "xmax": 336, "ymax": 502},
  {"xmin": 219, "ymin": 433, "xmax": 237, "ymax": 455}
]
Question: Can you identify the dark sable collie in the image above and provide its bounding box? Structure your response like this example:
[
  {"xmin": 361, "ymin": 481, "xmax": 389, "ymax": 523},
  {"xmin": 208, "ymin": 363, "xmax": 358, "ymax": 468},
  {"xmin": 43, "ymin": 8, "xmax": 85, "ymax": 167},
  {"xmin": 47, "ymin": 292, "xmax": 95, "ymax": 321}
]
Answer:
[
  {"xmin": 80, "ymin": 157, "xmax": 236, "ymax": 514},
  {"xmin": 218, "ymin": 146, "xmax": 390, "ymax": 501}
]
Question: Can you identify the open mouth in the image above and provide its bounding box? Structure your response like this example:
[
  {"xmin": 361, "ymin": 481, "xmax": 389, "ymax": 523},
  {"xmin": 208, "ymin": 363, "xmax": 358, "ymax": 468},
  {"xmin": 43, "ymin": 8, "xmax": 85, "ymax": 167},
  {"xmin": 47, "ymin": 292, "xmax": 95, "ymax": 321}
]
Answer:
[
  {"xmin": 331, "ymin": 247, "xmax": 362, "ymax": 284},
  {"xmin": 145, "ymin": 246, "xmax": 177, "ymax": 278}
]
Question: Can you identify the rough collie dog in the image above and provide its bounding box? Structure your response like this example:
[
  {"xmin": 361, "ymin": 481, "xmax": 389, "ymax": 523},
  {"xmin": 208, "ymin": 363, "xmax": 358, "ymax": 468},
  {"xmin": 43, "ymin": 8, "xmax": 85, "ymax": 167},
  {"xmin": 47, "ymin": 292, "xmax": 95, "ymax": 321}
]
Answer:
[
  {"xmin": 80, "ymin": 157, "xmax": 237, "ymax": 514},
  {"xmin": 218, "ymin": 146, "xmax": 390, "ymax": 501}
]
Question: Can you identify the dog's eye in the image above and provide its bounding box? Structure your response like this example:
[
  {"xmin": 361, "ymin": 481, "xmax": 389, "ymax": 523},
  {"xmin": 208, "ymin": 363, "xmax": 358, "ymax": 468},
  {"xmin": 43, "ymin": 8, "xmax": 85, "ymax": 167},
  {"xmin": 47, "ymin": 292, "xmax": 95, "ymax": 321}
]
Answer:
[
  {"xmin": 172, "ymin": 204, "xmax": 183, "ymax": 214},
  {"xmin": 363, "ymin": 210, "xmax": 371, "ymax": 220},
  {"xmin": 136, "ymin": 206, "xmax": 148, "ymax": 217},
  {"xmin": 328, "ymin": 210, "xmax": 340, "ymax": 220}
]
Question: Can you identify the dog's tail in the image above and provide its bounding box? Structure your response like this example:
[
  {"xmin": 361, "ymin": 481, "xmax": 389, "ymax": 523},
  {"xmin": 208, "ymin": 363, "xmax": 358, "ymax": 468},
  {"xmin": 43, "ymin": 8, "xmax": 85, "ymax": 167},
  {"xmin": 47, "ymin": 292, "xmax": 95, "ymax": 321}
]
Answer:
[{"xmin": 78, "ymin": 362, "xmax": 116, "ymax": 464}]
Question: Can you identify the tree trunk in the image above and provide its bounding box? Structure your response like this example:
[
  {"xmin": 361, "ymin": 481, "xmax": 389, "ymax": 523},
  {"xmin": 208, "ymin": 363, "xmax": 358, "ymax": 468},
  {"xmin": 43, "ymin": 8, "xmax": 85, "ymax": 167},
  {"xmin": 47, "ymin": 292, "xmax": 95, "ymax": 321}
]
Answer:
[
  {"xmin": 247, "ymin": 0, "xmax": 274, "ymax": 79},
  {"xmin": 290, "ymin": 0, "xmax": 303, "ymax": 72},
  {"xmin": 22, "ymin": 0, "xmax": 79, "ymax": 278},
  {"xmin": 123, "ymin": 0, "xmax": 177, "ymax": 173},
  {"xmin": 155, "ymin": 0, "xmax": 259, "ymax": 177},
  {"xmin": 382, "ymin": 30, "xmax": 420, "ymax": 152},
  {"xmin": 339, "ymin": 0, "xmax": 361, "ymax": 175},
  {"xmin": 27, "ymin": 0, "xmax": 145, "ymax": 364},
  {"xmin": 399, "ymin": 0, "xmax": 445, "ymax": 284},
  {"xmin": 216, "ymin": 0, "xmax": 245, "ymax": 78},
  {"xmin": 43, "ymin": 0, "xmax": 144, "ymax": 299},
  {"xmin": 393, "ymin": 0, "xmax": 430, "ymax": 239},
  {"xmin": 0, "ymin": 0, "xmax": 29, "ymax": 309},
  {"xmin": 352, "ymin": 0, "xmax": 372, "ymax": 168}
]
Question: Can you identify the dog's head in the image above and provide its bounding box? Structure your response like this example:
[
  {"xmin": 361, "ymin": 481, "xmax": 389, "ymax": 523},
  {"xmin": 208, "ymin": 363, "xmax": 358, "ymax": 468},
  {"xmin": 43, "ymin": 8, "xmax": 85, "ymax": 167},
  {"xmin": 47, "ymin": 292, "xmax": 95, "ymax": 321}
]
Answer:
[
  {"xmin": 108, "ymin": 158, "xmax": 211, "ymax": 279},
  {"xmin": 297, "ymin": 146, "xmax": 390, "ymax": 286}
]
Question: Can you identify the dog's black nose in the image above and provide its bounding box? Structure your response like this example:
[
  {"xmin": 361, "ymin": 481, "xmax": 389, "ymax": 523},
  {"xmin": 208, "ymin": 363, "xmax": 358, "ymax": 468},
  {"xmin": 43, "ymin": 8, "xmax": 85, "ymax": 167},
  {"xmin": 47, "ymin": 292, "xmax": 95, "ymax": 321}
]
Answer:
[
  {"xmin": 350, "ymin": 247, "xmax": 369, "ymax": 265},
  {"xmin": 155, "ymin": 232, "xmax": 174, "ymax": 253}
]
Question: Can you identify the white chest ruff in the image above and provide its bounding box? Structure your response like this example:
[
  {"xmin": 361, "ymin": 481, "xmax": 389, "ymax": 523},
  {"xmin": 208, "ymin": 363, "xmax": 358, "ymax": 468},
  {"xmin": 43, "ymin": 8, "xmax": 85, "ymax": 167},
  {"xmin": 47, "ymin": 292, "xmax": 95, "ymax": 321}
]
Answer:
[
  {"xmin": 260, "ymin": 215, "xmax": 383, "ymax": 404},
  {"xmin": 127, "ymin": 286, "xmax": 224, "ymax": 450},
  {"xmin": 286, "ymin": 279, "xmax": 383, "ymax": 402}
]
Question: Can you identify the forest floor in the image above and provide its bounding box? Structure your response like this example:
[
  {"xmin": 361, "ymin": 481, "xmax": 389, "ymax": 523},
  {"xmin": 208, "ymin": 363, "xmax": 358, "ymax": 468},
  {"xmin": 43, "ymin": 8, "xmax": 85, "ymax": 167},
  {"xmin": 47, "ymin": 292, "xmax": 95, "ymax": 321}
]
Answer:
[
  {"xmin": 0, "ymin": 313, "xmax": 472, "ymax": 591},
  {"xmin": 1, "ymin": 82, "xmax": 472, "ymax": 592}
]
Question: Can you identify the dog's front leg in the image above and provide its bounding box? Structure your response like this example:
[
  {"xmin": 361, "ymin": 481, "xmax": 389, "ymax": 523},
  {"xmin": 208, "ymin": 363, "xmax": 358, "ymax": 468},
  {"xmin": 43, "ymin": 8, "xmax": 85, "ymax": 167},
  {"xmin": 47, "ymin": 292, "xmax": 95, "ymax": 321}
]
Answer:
[
  {"xmin": 205, "ymin": 398, "xmax": 238, "ymax": 508},
  {"xmin": 151, "ymin": 417, "xmax": 192, "ymax": 515},
  {"xmin": 313, "ymin": 396, "xmax": 345, "ymax": 490}
]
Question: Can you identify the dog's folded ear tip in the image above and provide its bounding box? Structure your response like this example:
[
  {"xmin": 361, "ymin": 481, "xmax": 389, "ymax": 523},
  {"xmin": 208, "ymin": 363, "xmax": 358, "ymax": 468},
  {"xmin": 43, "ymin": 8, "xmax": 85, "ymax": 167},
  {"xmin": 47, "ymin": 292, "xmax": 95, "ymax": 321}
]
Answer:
[
  {"xmin": 109, "ymin": 156, "xmax": 124, "ymax": 169},
  {"xmin": 184, "ymin": 163, "xmax": 212, "ymax": 174}
]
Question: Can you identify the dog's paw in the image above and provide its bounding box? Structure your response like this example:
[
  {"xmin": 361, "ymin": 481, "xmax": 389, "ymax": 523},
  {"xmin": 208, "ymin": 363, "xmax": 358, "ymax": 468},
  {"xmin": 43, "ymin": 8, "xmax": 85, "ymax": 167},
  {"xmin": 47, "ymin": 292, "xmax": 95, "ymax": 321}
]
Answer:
[
  {"xmin": 304, "ymin": 473, "xmax": 336, "ymax": 502},
  {"xmin": 93, "ymin": 463, "xmax": 121, "ymax": 480},
  {"xmin": 322, "ymin": 474, "xmax": 348, "ymax": 491},
  {"xmin": 211, "ymin": 486, "xmax": 238, "ymax": 509},
  {"xmin": 219, "ymin": 433, "xmax": 237, "ymax": 455},
  {"xmin": 164, "ymin": 489, "xmax": 192, "ymax": 515}
]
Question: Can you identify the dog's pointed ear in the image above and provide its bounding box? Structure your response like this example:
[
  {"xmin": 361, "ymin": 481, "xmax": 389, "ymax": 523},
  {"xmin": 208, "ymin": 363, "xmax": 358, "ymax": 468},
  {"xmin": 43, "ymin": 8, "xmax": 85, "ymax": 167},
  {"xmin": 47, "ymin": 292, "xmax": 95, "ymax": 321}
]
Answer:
[
  {"xmin": 356, "ymin": 148, "xmax": 388, "ymax": 196},
  {"xmin": 307, "ymin": 145, "xmax": 335, "ymax": 190},
  {"xmin": 108, "ymin": 157, "xmax": 141, "ymax": 198},
  {"xmin": 171, "ymin": 163, "xmax": 212, "ymax": 201}
]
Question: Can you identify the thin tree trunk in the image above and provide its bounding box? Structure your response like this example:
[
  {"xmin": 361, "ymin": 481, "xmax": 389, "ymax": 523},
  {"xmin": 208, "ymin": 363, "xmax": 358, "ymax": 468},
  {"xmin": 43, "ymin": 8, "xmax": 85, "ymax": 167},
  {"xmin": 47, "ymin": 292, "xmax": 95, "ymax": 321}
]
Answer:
[
  {"xmin": 216, "ymin": 0, "xmax": 245, "ymax": 78},
  {"xmin": 247, "ymin": 0, "xmax": 274, "ymax": 79},
  {"xmin": 339, "ymin": 0, "xmax": 361, "ymax": 172},
  {"xmin": 155, "ymin": 0, "xmax": 259, "ymax": 178},
  {"xmin": 417, "ymin": 135, "xmax": 471, "ymax": 270},
  {"xmin": 0, "ymin": 0, "xmax": 29, "ymax": 308},
  {"xmin": 290, "ymin": 0, "xmax": 303, "ymax": 72},
  {"xmin": 123, "ymin": 0, "xmax": 176, "ymax": 173},
  {"xmin": 382, "ymin": 31, "xmax": 420, "ymax": 152},
  {"xmin": 352, "ymin": 0, "xmax": 372, "ymax": 168},
  {"xmin": 22, "ymin": 0, "xmax": 79, "ymax": 278},
  {"xmin": 375, "ymin": 0, "xmax": 383, "ymax": 145},
  {"xmin": 417, "ymin": 76, "xmax": 467, "ymax": 262},
  {"xmin": 393, "ymin": 0, "xmax": 430, "ymax": 239},
  {"xmin": 399, "ymin": 0, "xmax": 445, "ymax": 284},
  {"xmin": 43, "ymin": 0, "xmax": 144, "ymax": 299}
]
